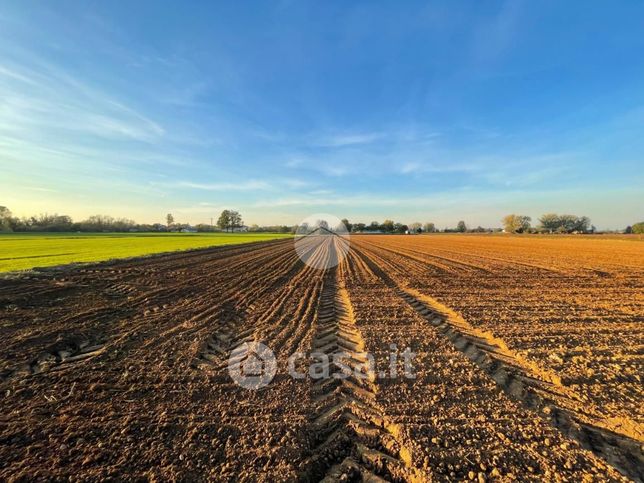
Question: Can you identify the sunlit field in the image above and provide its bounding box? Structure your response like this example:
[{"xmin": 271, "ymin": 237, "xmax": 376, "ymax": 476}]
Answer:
[{"xmin": 0, "ymin": 232, "xmax": 291, "ymax": 272}]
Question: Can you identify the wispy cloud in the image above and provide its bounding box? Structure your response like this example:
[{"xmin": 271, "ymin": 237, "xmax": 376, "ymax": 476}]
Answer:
[
  {"xmin": 0, "ymin": 55, "xmax": 164, "ymax": 142},
  {"xmin": 1, "ymin": 2, "xmax": 642, "ymax": 230},
  {"xmin": 169, "ymin": 202, "xmax": 228, "ymax": 215},
  {"xmin": 281, "ymin": 177, "xmax": 312, "ymax": 189},
  {"xmin": 284, "ymin": 158, "xmax": 304, "ymax": 168},
  {"xmin": 177, "ymin": 180, "xmax": 271, "ymax": 191},
  {"xmin": 20, "ymin": 185, "xmax": 60, "ymax": 193},
  {"xmin": 0, "ymin": 65, "xmax": 37, "ymax": 85},
  {"xmin": 252, "ymin": 192, "xmax": 467, "ymax": 209},
  {"xmin": 308, "ymin": 131, "xmax": 382, "ymax": 148}
]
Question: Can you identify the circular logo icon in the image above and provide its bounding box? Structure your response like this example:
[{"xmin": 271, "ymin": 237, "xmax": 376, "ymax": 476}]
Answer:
[
  {"xmin": 294, "ymin": 213, "xmax": 350, "ymax": 270},
  {"xmin": 227, "ymin": 341, "xmax": 277, "ymax": 390}
]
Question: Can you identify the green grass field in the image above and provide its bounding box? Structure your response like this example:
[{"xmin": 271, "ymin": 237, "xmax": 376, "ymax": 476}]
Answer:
[{"xmin": 0, "ymin": 232, "xmax": 291, "ymax": 273}]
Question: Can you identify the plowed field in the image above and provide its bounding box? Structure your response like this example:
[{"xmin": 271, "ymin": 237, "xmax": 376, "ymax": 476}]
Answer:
[{"xmin": 1, "ymin": 235, "xmax": 642, "ymax": 481}]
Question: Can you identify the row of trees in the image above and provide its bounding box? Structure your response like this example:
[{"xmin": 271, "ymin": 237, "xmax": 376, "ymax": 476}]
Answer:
[
  {"xmin": 338, "ymin": 215, "xmax": 643, "ymax": 234},
  {"xmin": 247, "ymin": 224, "xmax": 292, "ymax": 233},
  {"xmin": 0, "ymin": 207, "xmax": 202, "ymax": 233},
  {"xmin": 343, "ymin": 219, "xmax": 493, "ymax": 234},
  {"xmin": 0, "ymin": 209, "xmax": 145, "ymax": 233},
  {"xmin": 343, "ymin": 219, "xmax": 411, "ymax": 234},
  {"xmin": 502, "ymin": 213, "xmax": 594, "ymax": 233},
  {"xmin": 2, "ymin": 205, "xmax": 642, "ymax": 235}
]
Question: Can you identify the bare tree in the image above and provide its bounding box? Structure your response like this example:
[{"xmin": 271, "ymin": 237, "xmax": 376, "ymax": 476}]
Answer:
[
  {"xmin": 539, "ymin": 213, "xmax": 559, "ymax": 232},
  {"xmin": 315, "ymin": 219, "xmax": 329, "ymax": 231},
  {"xmin": 166, "ymin": 213, "xmax": 174, "ymax": 229},
  {"xmin": 340, "ymin": 218, "xmax": 352, "ymax": 232},
  {"xmin": 538, "ymin": 213, "xmax": 591, "ymax": 233},
  {"xmin": 423, "ymin": 222, "xmax": 436, "ymax": 233}
]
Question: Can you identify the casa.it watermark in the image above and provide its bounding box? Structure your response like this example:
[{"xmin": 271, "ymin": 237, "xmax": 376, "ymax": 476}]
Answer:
[{"xmin": 227, "ymin": 341, "xmax": 416, "ymax": 390}]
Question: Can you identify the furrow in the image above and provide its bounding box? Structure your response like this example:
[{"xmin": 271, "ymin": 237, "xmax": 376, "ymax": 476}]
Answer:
[
  {"xmin": 398, "ymin": 288, "xmax": 644, "ymax": 482},
  {"xmin": 354, "ymin": 241, "xmax": 643, "ymax": 481},
  {"xmin": 300, "ymin": 264, "xmax": 428, "ymax": 482}
]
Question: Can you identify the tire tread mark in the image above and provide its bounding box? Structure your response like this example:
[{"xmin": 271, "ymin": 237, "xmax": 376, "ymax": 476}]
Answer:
[
  {"xmin": 300, "ymin": 265, "xmax": 428, "ymax": 482},
  {"xmin": 353, "ymin": 241, "xmax": 643, "ymax": 482},
  {"xmin": 0, "ymin": 337, "xmax": 106, "ymax": 381}
]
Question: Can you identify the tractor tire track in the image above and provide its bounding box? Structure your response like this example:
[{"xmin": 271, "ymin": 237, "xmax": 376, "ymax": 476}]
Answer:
[
  {"xmin": 353, "ymin": 241, "xmax": 644, "ymax": 482},
  {"xmin": 196, "ymin": 235, "xmax": 336, "ymax": 369},
  {"xmin": 0, "ymin": 336, "xmax": 107, "ymax": 382},
  {"xmin": 192, "ymin": 245, "xmax": 309, "ymax": 369},
  {"xmin": 398, "ymin": 288, "xmax": 644, "ymax": 482},
  {"xmin": 0, "ymin": 239, "xmax": 294, "ymax": 384},
  {"xmin": 300, "ymin": 261, "xmax": 428, "ymax": 482}
]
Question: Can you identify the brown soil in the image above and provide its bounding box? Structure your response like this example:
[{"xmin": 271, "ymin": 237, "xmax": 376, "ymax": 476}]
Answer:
[{"xmin": 1, "ymin": 235, "xmax": 641, "ymax": 481}]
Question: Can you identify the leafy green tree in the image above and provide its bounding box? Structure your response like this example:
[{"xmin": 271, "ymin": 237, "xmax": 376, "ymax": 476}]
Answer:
[
  {"xmin": 353, "ymin": 223, "xmax": 366, "ymax": 232},
  {"xmin": 217, "ymin": 210, "xmax": 231, "ymax": 232},
  {"xmin": 456, "ymin": 220, "xmax": 467, "ymax": 232},
  {"xmin": 230, "ymin": 210, "xmax": 243, "ymax": 230},
  {"xmin": 217, "ymin": 210, "xmax": 243, "ymax": 232},
  {"xmin": 502, "ymin": 214, "xmax": 531, "ymax": 233},
  {"xmin": 632, "ymin": 222, "xmax": 644, "ymax": 234},
  {"xmin": 166, "ymin": 213, "xmax": 174, "ymax": 228},
  {"xmin": 382, "ymin": 219, "xmax": 395, "ymax": 232},
  {"xmin": 393, "ymin": 222, "xmax": 406, "ymax": 233},
  {"xmin": 0, "ymin": 206, "xmax": 13, "ymax": 232}
]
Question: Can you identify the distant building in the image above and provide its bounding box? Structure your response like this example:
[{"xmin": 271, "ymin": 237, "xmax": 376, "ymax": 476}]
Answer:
[
  {"xmin": 231, "ymin": 225, "xmax": 249, "ymax": 232},
  {"xmin": 181, "ymin": 226, "xmax": 198, "ymax": 233}
]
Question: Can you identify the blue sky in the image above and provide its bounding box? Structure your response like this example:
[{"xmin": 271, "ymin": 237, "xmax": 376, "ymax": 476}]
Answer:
[{"xmin": 1, "ymin": 1, "xmax": 643, "ymax": 229}]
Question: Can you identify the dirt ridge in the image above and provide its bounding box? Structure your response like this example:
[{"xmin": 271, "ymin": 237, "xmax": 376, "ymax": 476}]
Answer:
[
  {"xmin": 399, "ymin": 287, "xmax": 644, "ymax": 482},
  {"xmin": 300, "ymin": 265, "xmax": 428, "ymax": 482},
  {"xmin": 350, "ymin": 241, "xmax": 643, "ymax": 482}
]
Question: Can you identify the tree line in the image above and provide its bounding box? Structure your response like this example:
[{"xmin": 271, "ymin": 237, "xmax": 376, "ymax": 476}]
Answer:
[
  {"xmin": 0, "ymin": 209, "xmax": 144, "ymax": 233},
  {"xmin": 500, "ymin": 214, "xmax": 644, "ymax": 234},
  {"xmin": 339, "ymin": 214, "xmax": 643, "ymax": 234},
  {"xmin": 1, "ymin": 206, "xmax": 641, "ymax": 234},
  {"xmin": 0, "ymin": 206, "xmax": 288, "ymax": 234},
  {"xmin": 501, "ymin": 213, "xmax": 595, "ymax": 234},
  {"xmin": 343, "ymin": 219, "xmax": 497, "ymax": 234}
]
